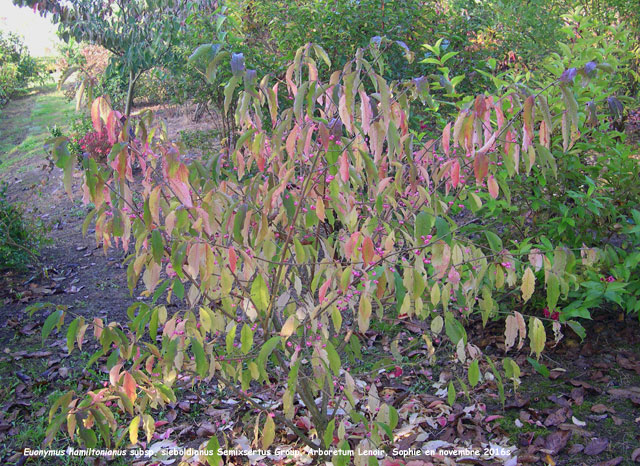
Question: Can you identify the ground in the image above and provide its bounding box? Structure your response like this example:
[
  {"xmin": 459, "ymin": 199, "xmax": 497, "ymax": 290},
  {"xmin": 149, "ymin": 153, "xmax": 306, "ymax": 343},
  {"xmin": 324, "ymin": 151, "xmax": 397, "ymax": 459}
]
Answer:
[{"xmin": 0, "ymin": 88, "xmax": 639, "ymax": 466}]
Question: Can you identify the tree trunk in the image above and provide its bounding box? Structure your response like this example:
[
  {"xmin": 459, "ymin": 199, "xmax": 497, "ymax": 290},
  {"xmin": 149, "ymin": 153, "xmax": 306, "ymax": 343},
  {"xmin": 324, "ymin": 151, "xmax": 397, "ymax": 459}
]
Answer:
[{"xmin": 125, "ymin": 69, "xmax": 136, "ymax": 117}]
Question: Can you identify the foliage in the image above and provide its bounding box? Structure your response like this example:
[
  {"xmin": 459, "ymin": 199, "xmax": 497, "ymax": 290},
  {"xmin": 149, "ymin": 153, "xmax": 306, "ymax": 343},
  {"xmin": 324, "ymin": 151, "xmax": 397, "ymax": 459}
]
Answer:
[
  {"xmin": 57, "ymin": 43, "xmax": 111, "ymax": 111},
  {"xmin": 0, "ymin": 182, "xmax": 43, "ymax": 271},
  {"xmin": 15, "ymin": 0, "xmax": 192, "ymax": 116},
  {"xmin": 228, "ymin": 0, "xmax": 430, "ymax": 79},
  {"xmin": 0, "ymin": 30, "xmax": 46, "ymax": 105},
  {"xmin": 40, "ymin": 27, "xmax": 639, "ymax": 459}
]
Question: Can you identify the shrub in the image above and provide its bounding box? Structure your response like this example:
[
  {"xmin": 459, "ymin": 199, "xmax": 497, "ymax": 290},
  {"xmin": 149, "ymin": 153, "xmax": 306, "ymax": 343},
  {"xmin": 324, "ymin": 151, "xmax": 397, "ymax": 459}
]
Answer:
[
  {"xmin": 0, "ymin": 183, "xmax": 42, "ymax": 271},
  {"xmin": 0, "ymin": 31, "xmax": 46, "ymax": 105},
  {"xmin": 42, "ymin": 33, "xmax": 636, "ymax": 461}
]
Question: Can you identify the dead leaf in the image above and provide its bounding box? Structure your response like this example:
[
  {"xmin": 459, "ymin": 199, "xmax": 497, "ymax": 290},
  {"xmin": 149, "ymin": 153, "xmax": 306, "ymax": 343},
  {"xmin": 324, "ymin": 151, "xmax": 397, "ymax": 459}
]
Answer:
[
  {"xmin": 584, "ymin": 438, "xmax": 609, "ymax": 455},
  {"xmin": 593, "ymin": 458, "xmax": 623, "ymax": 466},
  {"xmin": 568, "ymin": 444, "xmax": 584, "ymax": 454},
  {"xmin": 616, "ymin": 354, "xmax": 640, "ymax": 374},
  {"xmin": 570, "ymin": 387, "xmax": 584, "ymax": 405},
  {"xmin": 591, "ymin": 404, "xmax": 614, "ymax": 414},
  {"xmin": 196, "ymin": 421, "xmax": 216, "ymax": 437},
  {"xmin": 569, "ymin": 379, "xmax": 601, "ymax": 394},
  {"xmin": 547, "ymin": 395, "xmax": 571, "ymax": 409},
  {"xmin": 543, "ymin": 429, "xmax": 570, "ymax": 455},
  {"xmin": 631, "ymin": 447, "xmax": 640, "ymax": 462},
  {"xmin": 544, "ymin": 408, "xmax": 569, "ymax": 427}
]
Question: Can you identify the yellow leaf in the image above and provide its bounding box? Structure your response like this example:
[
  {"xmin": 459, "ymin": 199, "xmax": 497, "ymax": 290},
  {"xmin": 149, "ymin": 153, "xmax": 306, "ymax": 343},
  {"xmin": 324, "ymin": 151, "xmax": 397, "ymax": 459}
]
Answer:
[
  {"xmin": 358, "ymin": 295, "xmax": 372, "ymax": 333},
  {"xmin": 521, "ymin": 267, "xmax": 535, "ymax": 302},
  {"xmin": 530, "ymin": 317, "xmax": 546, "ymax": 360},
  {"xmin": 280, "ymin": 315, "xmax": 297, "ymax": 338},
  {"xmin": 316, "ymin": 197, "xmax": 325, "ymax": 221},
  {"xmin": 262, "ymin": 415, "xmax": 276, "ymax": 450},
  {"xmin": 129, "ymin": 415, "xmax": 140, "ymax": 445}
]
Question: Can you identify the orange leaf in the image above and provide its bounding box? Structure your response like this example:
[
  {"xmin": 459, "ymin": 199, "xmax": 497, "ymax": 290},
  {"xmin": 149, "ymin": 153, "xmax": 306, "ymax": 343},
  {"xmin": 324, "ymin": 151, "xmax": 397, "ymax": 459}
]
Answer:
[
  {"xmin": 123, "ymin": 371, "xmax": 137, "ymax": 403},
  {"xmin": 362, "ymin": 236, "xmax": 374, "ymax": 266}
]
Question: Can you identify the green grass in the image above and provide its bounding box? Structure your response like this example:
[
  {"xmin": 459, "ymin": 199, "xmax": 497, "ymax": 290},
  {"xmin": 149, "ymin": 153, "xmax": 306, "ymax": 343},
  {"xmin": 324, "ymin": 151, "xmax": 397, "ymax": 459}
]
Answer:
[{"xmin": 0, "ymin": 87, "xmax": 76, "ymax": 177}]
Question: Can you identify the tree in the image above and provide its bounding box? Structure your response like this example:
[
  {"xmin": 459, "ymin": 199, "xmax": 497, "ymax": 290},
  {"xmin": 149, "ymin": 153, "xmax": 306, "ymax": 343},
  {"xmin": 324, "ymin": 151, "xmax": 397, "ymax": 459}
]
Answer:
[{"xmin": 13, "ymin": 0, "xmax": 191, "ymax": 116}]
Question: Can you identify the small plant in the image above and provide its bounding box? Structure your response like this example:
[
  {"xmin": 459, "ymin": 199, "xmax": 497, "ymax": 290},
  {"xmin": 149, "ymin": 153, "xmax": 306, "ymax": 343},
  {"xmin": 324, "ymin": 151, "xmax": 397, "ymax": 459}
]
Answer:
[{"xmin": 0, "ymin": 182, "xmax": 44, "ymax": 271}]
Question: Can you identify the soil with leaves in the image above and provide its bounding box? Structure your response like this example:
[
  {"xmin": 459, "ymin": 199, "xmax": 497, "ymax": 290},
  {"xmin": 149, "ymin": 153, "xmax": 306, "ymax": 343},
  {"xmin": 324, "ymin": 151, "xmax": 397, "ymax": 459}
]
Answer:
[{"xmin": 1, "ymin": 90, "xmax": 640, "ymax": 466}]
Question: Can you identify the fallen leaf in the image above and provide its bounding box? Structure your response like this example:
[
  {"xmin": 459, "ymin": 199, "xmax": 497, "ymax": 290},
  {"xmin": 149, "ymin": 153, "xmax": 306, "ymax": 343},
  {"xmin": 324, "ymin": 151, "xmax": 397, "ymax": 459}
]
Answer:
[
  {"xmin": 571, "ymin": 416, "xmax": 586, "ymax": 427},
  {"xmin": 591, "ymin": 404, "xmax": 614, "ymax": 414},
  {"xmin": 568, "ymin": 444, "xmax": 584, "ymax": 454},
  {"xmin": 544, "ymin": 408, "xmax": 568, "ymax": 427},
  {"xmin": 570, "ymin": 379, "xmax": 601, "ymax": 393},
  {"xmin": 632, "ymin": 447, "xmax": 640, "ymax": 462},
  {"xmin": 584, "ymin": 438, "xmax": 609, "ymax": 455},
  {"xmin": 543, "ymin": 430, "xmax": 570, "ymax": 455},
  {"xmin": 593, "ymin": 458, "xmax": 623, "ymax": 466}
]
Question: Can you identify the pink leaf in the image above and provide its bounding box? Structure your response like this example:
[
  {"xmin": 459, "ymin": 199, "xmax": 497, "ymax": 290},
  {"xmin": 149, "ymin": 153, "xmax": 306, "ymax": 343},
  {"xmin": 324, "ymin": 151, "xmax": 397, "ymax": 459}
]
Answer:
[
  {"xmin": 442, "ymin": 122, "xmax": 451, "ymax": 156},
  {"xmin": 339, "ymin": 151, "xmax": 349, "ymax": 183},
  {"xmin": 319, "ymin": 278, "xmax": 331, "ymax": 303},
  {"xmin": 451, "ymin": 160, "xmax": 460, "ymax": 188},
  {"xmin": 487, "ymin": 175, "xmax": 499, "ymax": 199}
]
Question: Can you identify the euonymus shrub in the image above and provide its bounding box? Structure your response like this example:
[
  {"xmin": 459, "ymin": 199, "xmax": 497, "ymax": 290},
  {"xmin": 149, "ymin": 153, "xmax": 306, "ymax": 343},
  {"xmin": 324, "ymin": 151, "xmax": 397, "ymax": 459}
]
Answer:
[{"xmin": 44, "ymin": 40, "xmax": 625, "ymax": 462}]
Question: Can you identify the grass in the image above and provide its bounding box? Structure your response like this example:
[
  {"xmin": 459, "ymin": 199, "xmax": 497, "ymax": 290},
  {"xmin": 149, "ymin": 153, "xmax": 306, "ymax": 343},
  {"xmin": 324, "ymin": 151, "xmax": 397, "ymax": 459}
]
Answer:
[{"xmin": 0, "ymin": 86, "xmax": 76, "ymax": 178}]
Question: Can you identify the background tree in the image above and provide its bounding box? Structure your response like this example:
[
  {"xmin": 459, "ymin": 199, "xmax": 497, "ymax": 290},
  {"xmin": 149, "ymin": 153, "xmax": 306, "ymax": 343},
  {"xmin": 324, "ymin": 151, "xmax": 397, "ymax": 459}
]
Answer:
[{"xmin": 13, "ymin": 0, "xmax": 192, "ymax": 116}]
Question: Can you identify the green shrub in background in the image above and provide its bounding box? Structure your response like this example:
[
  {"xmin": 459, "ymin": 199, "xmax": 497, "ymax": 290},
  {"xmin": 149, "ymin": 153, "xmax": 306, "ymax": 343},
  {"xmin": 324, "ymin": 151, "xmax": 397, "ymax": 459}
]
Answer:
[
  {"xmin": 0, "ymin": 30, "xmax": 47, "ymax": 105},
  {"xmin": 0, "ymin": 182, "xmax": 44, "ymax": 271}
]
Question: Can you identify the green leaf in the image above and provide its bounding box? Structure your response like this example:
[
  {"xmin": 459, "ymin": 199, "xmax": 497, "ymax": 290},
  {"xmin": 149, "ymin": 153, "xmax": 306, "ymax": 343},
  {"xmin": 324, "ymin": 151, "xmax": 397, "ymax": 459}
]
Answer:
[
  {"xmin": 415, "ymin": 211, "xmax": 434, "ymax": 239},
  {"xmin": 546, "ymin": 273, "xmax": 560, "ymax": 310},
  {"xmin": 447, "ymin": 380, "xmax": 456, "ymax": 405},
  {"xmin": 257, "ymin": 336, "xmax": 281, "ymax": 380},
  {"xmin": 324, "ymin": 419, "xmax": 335, "ymax": 448},
  {"xmin": 485, "ymin": 231, "xmax": 503, "ymax": 253},
  {"xmin": 151, "ymin": 230, "xmax": 163, "ymax": 264},
  {"xmin": 527, "ymin": 357, "xmax": 550, "ymax": 377},
  {"xmin": 468, "ymin": 360, "xmax": 480, "ymax": 387},
  {"xmin": 191, "ymin": 338, "xmax": 207, "ymax": 377},
  {"xmin": 205, "ymin": 435, "xmax": 222, "ymax": 466},
  {"xmin": 240, "ymin": 324, "xmax": 253, "ymax": 355},
  {"xmin": 233, "ymin": 203, "xmax": 248, "ymax": 244},
  {"xmin": 173, "ymin": 277, "xmax": 185, "ymax": 300},
  {"xmin": 567, "ymin": 320, "xmax": 586, "ymax": 341},
  {"xmin": 226, "ymin": 324, "xmax": 237, "ymax": 354},
  {"xmin": 251, "ymin": 275, "xmax": 269, "ymax": 312},
  {"xmin": 66, "ymin": 317, "xmax": 79, "ymax": 354},
  {"xmin": 325, "ymin": 341, "xmax": 341, "ymax": 376},
  {"xmin": 444, "ymin": 311, "xmax": 466, "ymax": 345},
  {"xmin": 42, "ymin": 310, "xmax": 64, "ymax": 344}
]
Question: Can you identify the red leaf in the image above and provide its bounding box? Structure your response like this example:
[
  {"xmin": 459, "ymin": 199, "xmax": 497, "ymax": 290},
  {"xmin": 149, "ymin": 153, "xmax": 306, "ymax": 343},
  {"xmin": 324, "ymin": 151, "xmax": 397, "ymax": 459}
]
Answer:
[{"xmin": 474, "ymin": 153, "xmax": 488, "ymax": 184}]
